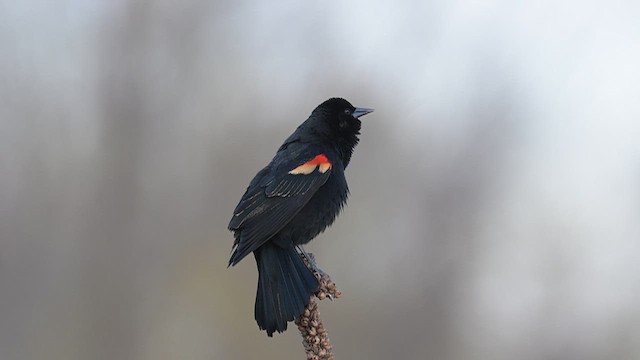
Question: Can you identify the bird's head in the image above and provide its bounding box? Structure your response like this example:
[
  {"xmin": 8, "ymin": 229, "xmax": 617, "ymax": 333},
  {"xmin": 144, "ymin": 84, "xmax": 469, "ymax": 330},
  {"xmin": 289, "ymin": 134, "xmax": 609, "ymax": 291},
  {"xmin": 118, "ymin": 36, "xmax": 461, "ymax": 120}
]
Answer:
[
  {"xmin": 313, "ymin": 97, "xmax": 373, "ymax": 136},
  {"xmin": 308, "ymin": 97, "xmax": 373, "ymax": 167}
]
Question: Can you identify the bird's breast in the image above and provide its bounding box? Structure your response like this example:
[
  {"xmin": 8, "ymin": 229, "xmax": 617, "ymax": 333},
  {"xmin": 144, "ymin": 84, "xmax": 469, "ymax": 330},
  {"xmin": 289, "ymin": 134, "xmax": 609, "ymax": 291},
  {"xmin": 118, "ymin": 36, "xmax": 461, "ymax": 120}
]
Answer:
[{"xmin": 277, "ymin": 168, "xmax": 349, "ymax": 246}]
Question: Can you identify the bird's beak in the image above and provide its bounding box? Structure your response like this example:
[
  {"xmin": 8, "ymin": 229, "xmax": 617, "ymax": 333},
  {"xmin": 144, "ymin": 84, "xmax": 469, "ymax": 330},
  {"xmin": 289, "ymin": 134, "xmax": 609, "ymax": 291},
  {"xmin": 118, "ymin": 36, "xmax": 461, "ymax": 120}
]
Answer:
[{"xmin": 352, "ymin": 107, "xmax": 374, "ymax": 118}]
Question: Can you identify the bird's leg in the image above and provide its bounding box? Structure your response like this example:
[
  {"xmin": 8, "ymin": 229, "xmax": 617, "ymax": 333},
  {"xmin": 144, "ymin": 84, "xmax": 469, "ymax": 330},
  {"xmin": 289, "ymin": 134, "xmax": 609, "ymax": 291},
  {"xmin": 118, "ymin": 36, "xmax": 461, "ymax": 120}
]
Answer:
[
  {"xmin": 296, "ymin": 245, "xmax": 339, "ymax": 301},
  {"xmin": 296, "ymin": 245, "xmax": 327, "ymax": 277}
]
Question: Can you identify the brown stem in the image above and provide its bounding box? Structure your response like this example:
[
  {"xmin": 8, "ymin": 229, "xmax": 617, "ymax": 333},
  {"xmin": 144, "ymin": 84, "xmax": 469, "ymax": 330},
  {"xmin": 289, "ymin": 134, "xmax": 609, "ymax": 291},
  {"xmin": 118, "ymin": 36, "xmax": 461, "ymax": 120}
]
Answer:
[{"xmin": 296, "ymin": 258, "xmax": 342, "ymax": 360}]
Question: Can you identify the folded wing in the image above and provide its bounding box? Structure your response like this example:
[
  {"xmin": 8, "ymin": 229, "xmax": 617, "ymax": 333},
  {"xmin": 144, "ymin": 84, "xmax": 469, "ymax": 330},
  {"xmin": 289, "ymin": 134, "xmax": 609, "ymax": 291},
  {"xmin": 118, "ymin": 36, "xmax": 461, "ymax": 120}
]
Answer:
[{"xmin": 228, "ymin": 152, "xmax": 333, "ymax": 266}]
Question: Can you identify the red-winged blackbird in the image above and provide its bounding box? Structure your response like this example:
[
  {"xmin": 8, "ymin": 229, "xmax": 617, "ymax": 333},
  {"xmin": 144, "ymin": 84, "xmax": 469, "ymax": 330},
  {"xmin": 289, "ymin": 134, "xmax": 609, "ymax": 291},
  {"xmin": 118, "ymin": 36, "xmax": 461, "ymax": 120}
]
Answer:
[{"xmin": 228, "ymin": 98, "xmax": 373, "ymax": 336}]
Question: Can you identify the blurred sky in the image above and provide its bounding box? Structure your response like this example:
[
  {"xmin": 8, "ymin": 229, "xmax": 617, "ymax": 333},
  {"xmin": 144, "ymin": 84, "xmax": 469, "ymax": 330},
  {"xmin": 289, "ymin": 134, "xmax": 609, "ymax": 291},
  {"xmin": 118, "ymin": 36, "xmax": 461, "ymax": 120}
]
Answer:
[{"xmin": 1, "ymin": 1, "xmax": 640, "ymax": 360}]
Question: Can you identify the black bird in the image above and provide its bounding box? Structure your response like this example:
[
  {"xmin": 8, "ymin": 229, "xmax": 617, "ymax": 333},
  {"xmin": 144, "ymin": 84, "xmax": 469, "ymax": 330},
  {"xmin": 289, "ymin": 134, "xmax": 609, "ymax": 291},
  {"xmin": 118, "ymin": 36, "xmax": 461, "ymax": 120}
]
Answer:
[{"xmin": 228, "ymin": 98, "xmax": 373, "ymax": 336}]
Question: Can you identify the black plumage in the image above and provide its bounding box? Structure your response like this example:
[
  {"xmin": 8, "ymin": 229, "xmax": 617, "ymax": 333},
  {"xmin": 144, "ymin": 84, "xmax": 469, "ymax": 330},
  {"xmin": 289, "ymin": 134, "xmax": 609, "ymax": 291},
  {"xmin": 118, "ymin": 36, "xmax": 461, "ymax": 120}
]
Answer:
[{"xmin": 228, "ymin": 98, "xmax": 373, "ymax": 336}]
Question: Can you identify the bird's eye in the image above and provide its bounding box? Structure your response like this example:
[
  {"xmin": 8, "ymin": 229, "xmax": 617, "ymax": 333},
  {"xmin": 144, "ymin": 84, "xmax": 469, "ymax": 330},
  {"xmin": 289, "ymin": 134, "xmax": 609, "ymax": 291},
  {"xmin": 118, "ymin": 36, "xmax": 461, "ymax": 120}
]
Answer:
[{"xmin": 344, "ymin": 109, "xmax": 351, "ymax": 115}]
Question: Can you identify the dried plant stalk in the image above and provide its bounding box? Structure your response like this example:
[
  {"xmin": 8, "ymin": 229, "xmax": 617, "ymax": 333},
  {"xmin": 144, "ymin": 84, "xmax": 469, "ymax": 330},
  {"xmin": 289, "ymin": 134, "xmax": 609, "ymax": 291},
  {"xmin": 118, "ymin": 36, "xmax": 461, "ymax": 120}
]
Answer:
[{"xmin": 296, "ymin": 256, "xmax": 342, "ymax": 360}]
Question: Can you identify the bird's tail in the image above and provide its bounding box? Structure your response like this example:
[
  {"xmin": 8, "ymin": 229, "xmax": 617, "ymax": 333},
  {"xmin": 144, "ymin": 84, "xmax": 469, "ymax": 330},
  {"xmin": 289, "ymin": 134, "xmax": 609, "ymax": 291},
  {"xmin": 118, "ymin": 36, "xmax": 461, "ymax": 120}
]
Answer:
[{"xmin": 254, "ymin": 242, "xmax": 319, "ymax": 336}]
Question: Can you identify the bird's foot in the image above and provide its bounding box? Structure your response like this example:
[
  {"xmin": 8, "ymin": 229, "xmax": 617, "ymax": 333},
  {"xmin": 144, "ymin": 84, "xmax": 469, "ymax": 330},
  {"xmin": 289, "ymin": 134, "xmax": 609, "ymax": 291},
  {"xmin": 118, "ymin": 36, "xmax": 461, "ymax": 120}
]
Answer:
[
  {"xmin": 315, "ymin": 273, "xmax": 341, "ymax": 301},
  {"xmin": 296, "ymin": 245, "xmax": 341, "ymax": 301}
]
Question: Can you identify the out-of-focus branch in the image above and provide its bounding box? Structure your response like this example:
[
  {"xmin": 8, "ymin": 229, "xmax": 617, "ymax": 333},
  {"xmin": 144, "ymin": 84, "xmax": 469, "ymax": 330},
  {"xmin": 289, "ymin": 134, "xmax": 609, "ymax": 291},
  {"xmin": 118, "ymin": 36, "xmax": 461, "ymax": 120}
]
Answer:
[{"xmin": 296, "ymin": 257, "xmax": 342, "ymax": 360}]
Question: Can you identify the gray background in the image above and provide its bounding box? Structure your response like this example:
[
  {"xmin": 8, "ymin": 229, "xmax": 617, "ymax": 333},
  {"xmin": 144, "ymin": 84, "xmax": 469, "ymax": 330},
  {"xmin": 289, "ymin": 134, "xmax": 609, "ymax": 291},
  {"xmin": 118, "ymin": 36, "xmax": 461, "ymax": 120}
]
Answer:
[{"xmin": 1, "ymin": 1, "xmax": 639, "ymax": 359}]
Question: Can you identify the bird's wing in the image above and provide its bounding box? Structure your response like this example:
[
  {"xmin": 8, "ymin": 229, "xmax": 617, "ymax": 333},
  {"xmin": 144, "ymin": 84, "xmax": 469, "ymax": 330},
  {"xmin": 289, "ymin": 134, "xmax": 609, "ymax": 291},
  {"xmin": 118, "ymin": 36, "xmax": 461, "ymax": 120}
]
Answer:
[{"xmin": 228, "ymin": 151, "xmax": 333, "ymax": 266}]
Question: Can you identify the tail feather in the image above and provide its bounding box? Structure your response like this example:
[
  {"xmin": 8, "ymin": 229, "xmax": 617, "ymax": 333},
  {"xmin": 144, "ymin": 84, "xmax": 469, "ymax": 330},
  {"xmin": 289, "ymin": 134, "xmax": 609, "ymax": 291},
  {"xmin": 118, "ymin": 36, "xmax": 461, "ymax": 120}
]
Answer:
[{"xmin": 254, "ymin": 243, "xmax": 319, "ymax": 336}]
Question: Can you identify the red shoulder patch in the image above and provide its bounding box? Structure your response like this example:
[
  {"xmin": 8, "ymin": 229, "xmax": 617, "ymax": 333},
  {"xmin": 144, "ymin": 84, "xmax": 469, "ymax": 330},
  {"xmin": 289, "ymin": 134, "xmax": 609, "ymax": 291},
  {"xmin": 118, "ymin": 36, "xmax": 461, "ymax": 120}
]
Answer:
[{"xmin": 288, "ymin": 154, "xmax": 332, "ymax": 175}]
